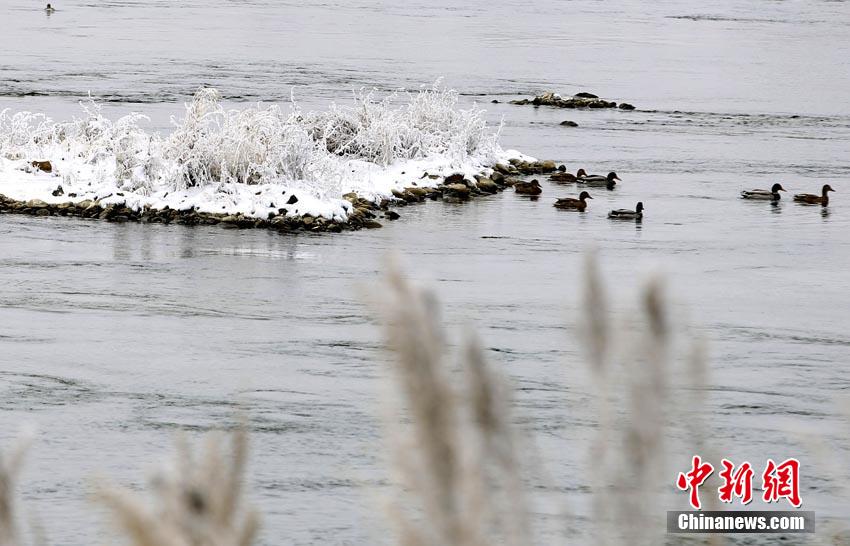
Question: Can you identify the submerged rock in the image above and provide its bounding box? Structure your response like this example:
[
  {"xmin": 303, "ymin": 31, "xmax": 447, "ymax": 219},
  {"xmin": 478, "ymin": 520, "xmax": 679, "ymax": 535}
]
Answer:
[
  {"xmin": 619, "ymin": 102, "xmax": 636, "ymax": 110},
  {"xmin": 560, "ymin": 120, "xmax": 579, "ymax": 127},
  {"xmin": 511, "ymin": 91, "xmax": 629, "ymax": 110}
]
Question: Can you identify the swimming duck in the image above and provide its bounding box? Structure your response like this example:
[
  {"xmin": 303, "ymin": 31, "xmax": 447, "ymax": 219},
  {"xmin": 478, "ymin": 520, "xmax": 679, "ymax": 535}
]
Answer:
[
  {"xmin": 45, "ymin": 3, "xmax": 55, "ymax": 13},
  {"xmin": 514, "ymin": 179, "xmax": 542, "ymax": 195},
  {"xmin": 554, "ymin": 191, "xmax": 592, "ymax": 211},
  {"xmin": 608, "ymin": 202, "xmax": 644, "ymax": 219},
  {"xmin": 741, "ymin": 183, "xmax": 786, "ymax": 201},
  {"xmin": 578, "ymin": 171, "xmax": 620, "ymax": 190},
  {"xmin": 793, "ymin": 184, "xmax": 835, "ymax": 206},
  {"xmin": 549, "ymin": 168, "xmax": 587, "ymax": 183}
]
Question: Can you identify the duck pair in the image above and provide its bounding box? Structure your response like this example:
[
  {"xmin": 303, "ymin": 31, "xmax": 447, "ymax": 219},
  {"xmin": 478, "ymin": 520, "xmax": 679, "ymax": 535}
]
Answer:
[
  {"xmin": 552, "ymin": 192, "xmax": 645, "ymax": 219},
  {"xmin": 741, "ymin": 183, "xmax": 835, "ymax": 206},
  {"xmin": 550, "ymin": 169, "xmax": 621, "ymax": 190}
]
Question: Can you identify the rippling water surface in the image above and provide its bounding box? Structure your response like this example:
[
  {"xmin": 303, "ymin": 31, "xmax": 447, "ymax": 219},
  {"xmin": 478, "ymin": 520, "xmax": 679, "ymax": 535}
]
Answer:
[{"xmin": 2, "ymin": 1, "xmax": 850, "ymax": 544}]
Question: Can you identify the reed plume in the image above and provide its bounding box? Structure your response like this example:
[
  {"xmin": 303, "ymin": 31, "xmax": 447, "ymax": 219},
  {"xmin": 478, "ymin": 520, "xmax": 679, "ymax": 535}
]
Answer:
[
  {"xmin": 377, "ymin": 262, "xmax": 529, "ymax": 546},
  {"xmin": 0, "ymin": 436, "xmax": 29, "ymax": 546},
  {"xmin": 96, "ymin": 428, "xmax": 258, "ymax": 546}
]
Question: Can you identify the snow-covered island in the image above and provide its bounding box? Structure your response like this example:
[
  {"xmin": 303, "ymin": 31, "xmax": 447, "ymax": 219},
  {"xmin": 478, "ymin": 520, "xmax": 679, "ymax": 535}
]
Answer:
[{"xmin": 0, "ymin": 86, "xmax": 557, "ymax": 231}]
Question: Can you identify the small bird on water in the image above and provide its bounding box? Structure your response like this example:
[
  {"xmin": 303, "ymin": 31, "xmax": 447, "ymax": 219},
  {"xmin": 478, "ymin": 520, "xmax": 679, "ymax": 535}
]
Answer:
[
  {"xmin": 554, "ymin": 191, "xmax": 593, "ymax": 211},
  {"xmin": 608, "ymin": 201, "xmax": 644, "ymax": 220},
  {"xmin": 793, "ymin": 184, "xmax": 835, "ymax": 206},
  {"xmin": 514, "ymin": 179, "xmax": 542, "ymax": 195},
  {"xmin": 741, "ymin": 183, "xmax": 786, "ymax": 201},
  {"xmin": 549, "ymin": 168, "xmax": 587, "ymax": 183},
  {"xmin": 45, "ymin": 3, "xmax": 55, "ymax": 13},
  {"xmin": 577, "ymin": 171, "xmax": 621, "ymax": 190}
]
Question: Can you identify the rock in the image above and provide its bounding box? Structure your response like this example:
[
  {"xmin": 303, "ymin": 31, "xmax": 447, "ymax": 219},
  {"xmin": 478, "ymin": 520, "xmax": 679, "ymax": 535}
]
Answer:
[
  {"xmin": 560, "ymin": 120, "xmax": 579, "ymax": 127},
  {"xmin": 490, "ymin": 172, "xmax": 505, "ymax": 185},
  {"xmin": 405, "ymin": 187, "xmax": 429, "ymax": 199},
  {"xmin": 286, "ymin": 194, "xmax": 299, "ymax": 205},
  {"xmin": 513, "ymin": 91, "xmax": 623, "ymax": 110},
  {"xmin": 52, "ymin": 186, "xmax": 64, "ymax": 196},
  {"xmin": 476, "ymin": 178, "xmax": 499, "ymax": 193},
  {"xmin": 444, "ymin": 173, "xmax": 466, "ymax": 185},
  {"xmin": 35, "ymin": 208, "xmax": 51, "ymax": 216},
  {"xmin": 26, "ymin": 199, "xmax": 49, "ymax": 208},
  {"xmin": 302, "ymin": 215, "xmax": 314, "ymax": 226},
  {"xmin": 362, "ymin": 220, "xmax": 383, "ymax": 229},
  {"xmin": 540, "ymin": 160, "xmax": 557, "ymax": 172},
  {"xmin": 491, "ymin": 99, "xmax": 500, "ymax": 104},
  {"xmin": 220, "ymin": 215, "xmax": 240, "ymax": 224},
  {"xmin": 342, "ymin": 192, "xmax": 358, "ymax": 202},
  {"xmin": 31, "ymin": 160, "xmax": 52, "ymax": 173},
  {"xmin": 442, "ymin": 183, "xmax": 471, "ymax": 198},
  {"xmin": 619, "ymin": 102, "xmax": 636, "ymax": 110},
  {"xmin": 384, "ymin": 211, "xmax": 400, "ymax": 220},
  {"xmin": 494, "ymin": 163, "xmax": 512, "ymax": 175}
]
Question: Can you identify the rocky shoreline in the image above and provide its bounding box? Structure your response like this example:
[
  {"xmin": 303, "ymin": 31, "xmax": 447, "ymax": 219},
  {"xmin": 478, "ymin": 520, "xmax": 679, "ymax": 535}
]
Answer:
[
  {"xmin": 510, "ymin": 91, "xmax": 636, "ymax": 111},
  {"xmin": 0, "ymin": 158, "xmax": 560, "ymax": 234}
]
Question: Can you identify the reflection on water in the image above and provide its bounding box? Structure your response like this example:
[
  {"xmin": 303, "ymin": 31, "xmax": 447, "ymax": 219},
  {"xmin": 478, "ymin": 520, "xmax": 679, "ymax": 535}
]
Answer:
[{"xmin": 1, "ymin": 0, "xmax": 850, "ymax": 545}]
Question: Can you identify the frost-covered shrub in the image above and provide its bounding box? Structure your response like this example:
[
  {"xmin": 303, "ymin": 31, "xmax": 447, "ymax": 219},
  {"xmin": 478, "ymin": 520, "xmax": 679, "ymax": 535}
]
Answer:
[
  {"xmin": 0, "ymin": 83, "xmax": 502, "ymax": 204},
  {"xmin": 302, "ymin": 83, "xmax": 499, "ymax": 166}
]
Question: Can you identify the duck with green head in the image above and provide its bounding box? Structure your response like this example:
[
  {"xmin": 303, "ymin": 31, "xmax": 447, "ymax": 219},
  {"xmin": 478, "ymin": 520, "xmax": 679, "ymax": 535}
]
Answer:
[
  {"xmin": 608, "ymin": 202, "xmax": 644, "ymax": 220},
  {"xmin": 741, "ymin": 183, "xmax": 786, "ymax": 201}
]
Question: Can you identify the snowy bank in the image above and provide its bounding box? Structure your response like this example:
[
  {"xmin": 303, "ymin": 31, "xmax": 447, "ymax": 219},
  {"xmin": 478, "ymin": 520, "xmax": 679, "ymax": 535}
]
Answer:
[{"xmin": 0, "ymin": 85, "xmax": 548, "ymax": 230}]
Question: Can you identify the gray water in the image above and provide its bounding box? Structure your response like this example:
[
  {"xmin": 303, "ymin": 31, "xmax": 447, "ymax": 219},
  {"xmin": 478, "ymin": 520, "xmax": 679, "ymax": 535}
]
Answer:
[{"xmin": 2, "ymin": 1, "xmax": 850, "ymax": 544}]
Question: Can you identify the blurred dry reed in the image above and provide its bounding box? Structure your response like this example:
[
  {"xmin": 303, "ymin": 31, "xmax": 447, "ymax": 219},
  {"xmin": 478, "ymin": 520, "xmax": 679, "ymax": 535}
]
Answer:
[
  {"xmin": 96, "ymin": 428, "xmax": 258, "ymax": 546},
  {"xmin": 1, "ymin": 255, "xmax": 723, "ymax": 546}
]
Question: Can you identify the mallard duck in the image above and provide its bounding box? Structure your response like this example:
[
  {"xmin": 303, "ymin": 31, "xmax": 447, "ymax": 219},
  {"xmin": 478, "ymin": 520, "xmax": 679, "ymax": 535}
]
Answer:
[
  {"xmin": 514, "ymin": 179, "xmax": 542, "ymax": 195},
  {"xmin": 794, "ymin": 184, "xmax": 835, "ymax": 206},
  {"xmin": 741, "ymin": 183, "xmax": 786, "ymax": 200},
  {"xmin": 578, "ymin": 171, "xmax": 620, "ymax": 190},
  {"xmin": 608, "ymin": 202, "xmax": 644, "ymax": 219},
  {"xmin": 554, "ymin": 191, "xmax": 592, "ymax": 211},
  {"xmin": 549, "ymin": 168, "xmax": 587, "ymax": 183}
]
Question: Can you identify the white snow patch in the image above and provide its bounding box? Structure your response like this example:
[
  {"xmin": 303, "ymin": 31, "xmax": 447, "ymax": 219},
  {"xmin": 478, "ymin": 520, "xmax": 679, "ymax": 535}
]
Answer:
[{"xmin": 0, "ymin": 85, "xmax": 531, "ymax": 220}]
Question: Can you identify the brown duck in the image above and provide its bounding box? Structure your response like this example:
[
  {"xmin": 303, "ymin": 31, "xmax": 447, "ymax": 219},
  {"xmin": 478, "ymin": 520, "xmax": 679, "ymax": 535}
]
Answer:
[
  {"xmin": 514, "ymin": 179, "xmax": 542, "ymax": 195},
  {"xmin": 549, "ymin": 168, "xmax": 587, "ymax": 183},
  {"xmin": 554, "ymin": 191, "xmax": 592, "ymax": 211},
  {"xmin": 793, "ymin": 184, "xmax": 835, "ymax": 206}
]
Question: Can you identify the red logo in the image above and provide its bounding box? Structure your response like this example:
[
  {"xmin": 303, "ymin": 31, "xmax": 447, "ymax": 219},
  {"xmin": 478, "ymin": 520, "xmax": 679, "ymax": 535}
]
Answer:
[
  {"xmin": 718, "ymin": 459, "xmax": 754, "ymax": 504},
  {"xmin": 677, "ymin": 457, "xmax": 801, "ymax": 510},
  {"xmin": 676, "ymin": 456, "xmax": 714, "ymax": 509},
  {"xmin": 762, "ymin": 458, "xmax": 802, "ymax": 507}
]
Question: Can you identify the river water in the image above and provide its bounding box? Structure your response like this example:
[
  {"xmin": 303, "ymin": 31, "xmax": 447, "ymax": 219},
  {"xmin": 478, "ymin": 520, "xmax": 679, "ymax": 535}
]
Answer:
[{"xmin": 2, "ymin": 1, "xmax": 850, "ymax": 544}]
